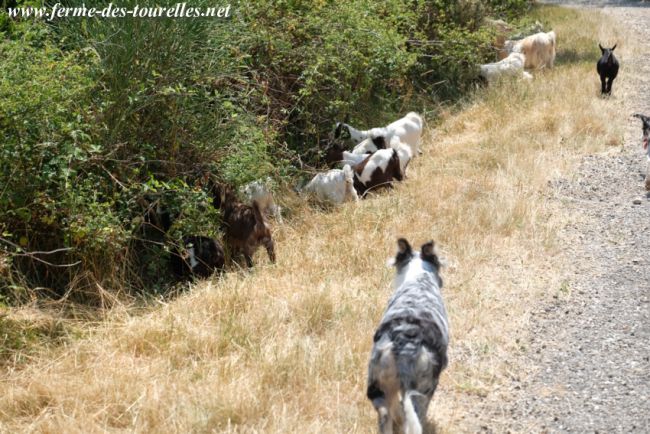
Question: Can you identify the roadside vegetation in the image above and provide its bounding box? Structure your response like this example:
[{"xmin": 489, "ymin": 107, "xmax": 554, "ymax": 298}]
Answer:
[{"xmin": 0, "ymin": 1, "xmax": 631, "ymax": 433}]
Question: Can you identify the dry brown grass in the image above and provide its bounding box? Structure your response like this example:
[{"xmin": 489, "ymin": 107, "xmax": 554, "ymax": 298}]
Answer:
[{"xmin": 0, "ymin": 6, "xmax": 634, "ymax": 434}]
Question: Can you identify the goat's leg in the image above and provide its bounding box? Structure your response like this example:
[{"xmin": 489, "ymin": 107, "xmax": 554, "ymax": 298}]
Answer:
[
  {"xmin": 645, "ymin": 159, "xmax": 650, "ymax": 191},
  {"xmin": 606, "ymin": 77, "xmax": 614, "ymax": 94},
  {"xmin": 600, "ymin": 75, "xmax": 607, "ymax": 94},
  {"xmin": 243, "ymin": 253, "xmax": 254, "ymax": 268},
  {"xmin": 263, "ymin": 238, "xmax": 276, "ymax": 263}
]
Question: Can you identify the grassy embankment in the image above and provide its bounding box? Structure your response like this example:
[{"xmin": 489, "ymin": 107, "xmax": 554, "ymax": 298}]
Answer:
[{"xmin": 0, "ymin": 5, "xmax": 633, "ymax": 433}]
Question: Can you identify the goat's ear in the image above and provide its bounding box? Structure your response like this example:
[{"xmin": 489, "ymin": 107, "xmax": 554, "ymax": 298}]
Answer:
[
  {"xmin": 420, "ymin": 241, "xmax": 441, "ymax": 268},
  {"xmin": 334, "ymin": 123, "xmax": 343, "ymax": 139},
  {"xmin": 599, "ymin": 43, "xmax": 604, "ymax": 52},
  {"xmin": 612, "ymin": 44, "xmax": 617, "ymax": 51},
  {"xmin": 633, "ymin": 113, "xmax": 650, "ymax": 124}
]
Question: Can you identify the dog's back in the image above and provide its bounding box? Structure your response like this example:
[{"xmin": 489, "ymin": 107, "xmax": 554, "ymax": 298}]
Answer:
[{"xmin": 367, "ymin": 240, "xmax": 449, "ymax": 434}]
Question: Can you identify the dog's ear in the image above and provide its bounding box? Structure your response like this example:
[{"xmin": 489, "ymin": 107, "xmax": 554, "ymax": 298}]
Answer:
[
  {"xmin": 612, "ymin": 44, "xmax": 617, "ymax": 51},
  {"xmin": 388, "ymin": 238, "xmax": 413, "ymax": 268},
  {"xmin": 633, "ymin": 113, "xmax": 650, "ymax": 125},
  {"xmin": 420, "ymin": 241, "xmax": 441, "ymax": 268}
]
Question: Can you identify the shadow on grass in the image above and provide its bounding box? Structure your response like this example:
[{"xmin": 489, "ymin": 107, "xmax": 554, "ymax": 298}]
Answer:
[{"xmin": 557, "ymin": 48, "xmax": 597, "ymax": 66}]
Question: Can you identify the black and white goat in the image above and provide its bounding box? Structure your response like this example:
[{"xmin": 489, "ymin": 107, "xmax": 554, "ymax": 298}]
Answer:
[
  {"xmin": 597, "ymin": 44, "xmax": 619, "ymax": 95},
  {"xmin": 335, "ymin": 112, "xmax": 423, "ymax": 156},
  {"xmin": 633, "ymin": 113, "xmax": 650, "ymax": 190},
  {"xmin": 170, "ymin": 235, "xmax": 225, "ymax": 278},
  {"xmin": 353, "ymin": 148, "xmax": 403, "ymax": 197},
  {"xmin": 324, "ymin": 141, "xmax": 373, "ymax": 167},
  {"xmin": 367, "ymin": 239, "xmax": 449, "ymax": 434}
]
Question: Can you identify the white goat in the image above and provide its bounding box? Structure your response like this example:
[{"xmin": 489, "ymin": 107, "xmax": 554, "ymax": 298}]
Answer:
[
  {"xmin": 352, "ymin": 136, "xmax": 388, "ymax": 155},
  {"xmin": 336, "ymin": 112, "xmax": 424, "ymax": 156},
  {"xmin": 479, "ymin": 52, "xmax": 532, "ymax": 83},
  {"xmin": 303, "ymin": 164, "xmax": 359, "ymax": 205},
  {"xmin": 367, "ymin": 239, "xmax": 449, "ymax": 434},
  {"xmin": 239, "ymin": 178, "xmax": 282, "ymax": 223},
  {"xmin": 503, "ymin": 30, "xmax": 556, "ymax": 70},
  {"xmin": 341, "ymin": 150, "xmax": 371, "ymax": 166}
]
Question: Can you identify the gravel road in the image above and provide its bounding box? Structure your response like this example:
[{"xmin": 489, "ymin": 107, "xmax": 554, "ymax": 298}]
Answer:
[{"xmin": 471, "ymin": 2, "xmax": 650, "ymax": 433}]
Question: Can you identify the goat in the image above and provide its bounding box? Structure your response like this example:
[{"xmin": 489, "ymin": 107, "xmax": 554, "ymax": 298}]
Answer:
[
  {"xmin": 352, "ymin": 136, "xmax": 388, "ymax": 155},
  {"xmin": 303, "ymin": 164, "xmax": 359, "ymax": 205},
  {"xmin": 240, "ymin": 178, "xmax": 282, "ymax": 223},
  {"xmin": 633, "ymin": 113, "xmax": 650, "ymax": 190},
  {"xmin": 367, "ymin": 238, "xmax": 449, "ymax": 434},
  {"xmin": 353, "ymin": 148, "xmax": 403, "ymax": 197},
  {"xmin": 326, "ymin": 135, "xmax": 413, "ymax": 177},
  {"xmin": 324, "ymin": 141, "xmax": 371, "ymax": 167},
  {"xmin": 390, "ymin": 136, "xmax": 413, "ymax": 177},
  {"xmin": 138, "ymin": 194, "xmax": 173, "ymax": 241},
  {"xmin": 215, "ymin": 185, "xmax": 276, "ymax": 268},
  {"xmin": 479, "ymin": 52, "xmax": 533, "ymax": 83},
  {"xmin": 170, "ymin": 235, "xmax": 225, "ymax": 278},
  {"xmin": 597, "ymin": 44, "xmax": 619, "ymax": 95},
  {"xmin": 335, "ymin": 112, "xmax": 424, "ymax": 156},
  {"xmin": 502, "ymin": 30, "xmax": 556, "ymax": 70}
]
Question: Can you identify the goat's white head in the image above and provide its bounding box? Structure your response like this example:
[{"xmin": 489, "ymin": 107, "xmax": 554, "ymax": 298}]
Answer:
[{"xmin": 387, "ymin": 238, "xmax": 442, "ymax": 290}]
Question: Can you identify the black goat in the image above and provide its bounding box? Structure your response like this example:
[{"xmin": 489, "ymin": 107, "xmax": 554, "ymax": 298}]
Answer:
[
  {"xmin": 170, "ymin": 235, "xmax": 225, "ymax": 278},
  {"xmin": 597, "ymin": 44, "xmax": 619, "ymax": 95}
]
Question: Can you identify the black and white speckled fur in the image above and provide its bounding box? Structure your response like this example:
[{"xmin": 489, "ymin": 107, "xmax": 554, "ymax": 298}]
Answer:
[
  {"xmin": 633, "ymin": 113, "xmax": 650, "ymax": 190},
  {"xmin": 367, "ymin": 239, "xmax": 449, "ymax": 434}
]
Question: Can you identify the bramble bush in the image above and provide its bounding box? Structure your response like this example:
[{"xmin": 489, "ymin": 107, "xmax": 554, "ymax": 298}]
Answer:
[{"xmin": 0, "ymin": 0, "xmax": 531, "ymax": 302}]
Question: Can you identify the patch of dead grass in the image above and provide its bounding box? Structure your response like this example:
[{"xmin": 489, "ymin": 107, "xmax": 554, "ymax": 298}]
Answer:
[{"xmin": 0, "ymin": 5, "xmax": 634, "ymax": 434}]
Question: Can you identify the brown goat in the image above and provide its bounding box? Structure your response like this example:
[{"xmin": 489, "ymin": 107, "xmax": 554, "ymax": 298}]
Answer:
[{"xmin": 216, "ymin": 186, "xmax": 276, "ymax": 268}]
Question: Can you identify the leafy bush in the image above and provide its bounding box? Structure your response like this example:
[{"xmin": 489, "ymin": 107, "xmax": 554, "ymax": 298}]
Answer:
[{"xmin": 0, "ymin": 0, "xmax": 531, "ymax": 302}]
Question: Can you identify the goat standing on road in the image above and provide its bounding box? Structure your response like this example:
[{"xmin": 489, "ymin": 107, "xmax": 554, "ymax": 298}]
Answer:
[{"xmin": 597, "ymin": 44, "xmax": 619, "ymax": 95}]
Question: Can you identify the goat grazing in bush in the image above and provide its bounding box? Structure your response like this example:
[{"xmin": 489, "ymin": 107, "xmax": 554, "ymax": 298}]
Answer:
[
  {"xmin": 367, "ymin": 238, "xmax": 449, "ymax": 434},
  {"xmin": 324, "ymin": 141, "xmax": 371, "ymax": 167},
  {"xmin": 597, "ymin": 44, "xmax": 619, "ymax": 95},
  {"xmin": 303, "ymin": 164, "xmax": 359, "ymax": 205},
  {"xmin": 215, "ymin": 185, "xmax": 276, "ymax": 268},
  {"xmin": 479, "ymin": 52, "xmax": 533, "ymax": 83},
  {"xmin": 170, "ymin": 235, "xmax": 225, "ymax": 278},
  {"xmin": 503, "ymin": 30, "xmax": 556, "ymax": 70},
  {"xmin": 633, "ymin": 113, "xmax": 650, "ymax": 190},
  {"xmin": 239, "ymin": 178, "xmax": 282, "ymax": 223},
  {"xmin": 352, "ymin": 136, "xmax": 388, "ymax": 155},
  {"xmin": 335, "ymin": 112, "xmax": 423, "ymax": 156},
  {"xmin": 353, "ymin": 148, "xmax": 403, "ymax": 197}
]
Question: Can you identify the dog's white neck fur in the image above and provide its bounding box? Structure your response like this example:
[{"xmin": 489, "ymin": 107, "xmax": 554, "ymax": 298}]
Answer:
[{"xmin": 390, "ymin": 251, "xmax": 440, "ymax": 290}]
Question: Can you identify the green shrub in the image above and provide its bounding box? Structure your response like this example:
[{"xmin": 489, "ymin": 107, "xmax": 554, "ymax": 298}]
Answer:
[{"xmin": 0, "ymin": 0, "xmax": 531, "ymax": 303}]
